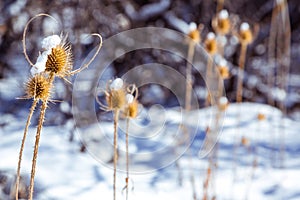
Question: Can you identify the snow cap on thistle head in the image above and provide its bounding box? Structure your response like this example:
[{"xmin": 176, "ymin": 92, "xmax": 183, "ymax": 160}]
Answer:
[
  {"xmin": 218, "ymin": 96, "xmax": 229, "ymax": 111},
  {"xmin": 205, "ymin": 32, "xmax": 217, "ymax": 55},
  {"xmin": 188, "ymin": 22, "xmax": 201, "ymax": 43},
  {"xmin": 41, "ymin": 35, "xmax": 61, "ymax": 50},
  {"xmin": 44, "ymin": 35, "xmax": 73, "ymax": 77},
  {"xmin": 105, "ymin": 78, "xmax": 126, "ymax": 110},
  {"xmin": 110, "ymin": 78, "xmax": 124, "ymax": 90},
  {"xmin": 124, "ymin": 93, "xmax": 138, "ymax": 118},
  {"xmin": 239, "ymin": 22, "xmax": 253, "ymax": 45},
  {"xmin": 214, "ymin": 9, "xmax": 231, "ymax": 35}
]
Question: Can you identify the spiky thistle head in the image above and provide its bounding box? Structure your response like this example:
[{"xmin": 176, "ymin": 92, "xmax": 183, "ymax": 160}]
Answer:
[
  {"xmin": 124, "ymin": 93, "xmax": 139, "ymax": 118},
  {"xmin": 217, "ymin": 58, "xmax": 229, "ymax": 79},
  {"xmin": 25, "ymin": 74, "xmax": 51, "ymax": 101},
  {"xmin": 105, "ymin": 78, "xmax": 126, "ymax": 110},
  {"xmin": 30, "ymin": 35, "xmax": 73, "ymax": 79},
  {"xmin": 204, "ymin": 32, "xmax": 217, "ymax": 55},
  {"xmin": 45, "ymin": 35, "xmax": 73, "ymax": 78},
  {"xmin": 213, "ymin": 9, "xmax": 231, "ymax": 35},
  {"xmin": 218, "ymin": 96, "xmax": 229, "ymax": 111},
  {"xmin": 239, "ymin": 22, "xmax": 253, "ymax": 45},
  {"xmin": 188, "ymin": 22, "xmax": 201, "ymax": 43}
]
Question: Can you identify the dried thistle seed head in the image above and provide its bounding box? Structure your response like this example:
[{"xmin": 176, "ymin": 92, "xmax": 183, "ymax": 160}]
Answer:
[
  {"xmin": 204, "ymin": 32, "xmax": 217, "ymax": 55},
  {"xmin": 239, "ymin": 22, "xmax": 253, "ymax": 45},
  {"xmin": 188, "ymin": 22, "xmax": 201, "ymax": 43},
  {"xmin": 45, "ymin": 42, "xmax": 73, "ymax": 77},
  {"xmin": 257, "ymin": 113, "xmax": 266, "ymax": 121},
  {"xmin": 217, "ymin": 59, "xmax": 229, "ymax": 79},
  {"xmin": 124, "ymin": 94, "xmax": 138, "ymax": 118},
  {"xmin": 218, "ymin": 96, "xmax": 229, "ymax": 111},
  {"xmin": 218, "ymin": 66, "xmax": 229, "ymax": 79},
  {"xmin": 241, "ymin": 136, "xmax": 250, "ymax": 146},
  {"xmin": 106, "ymin": 89, "xmax": 126, "ymax": 110},
  {"xmin": 25, "ymin": 74, "xmax": 51, "ymax": 100},
  {"xmin": 104, "ymin": 78, "xmax": 126, "ymax": 110},
  {"xmin": 213, "ymin": 10, "xmax": 231, "ymax": 35}
]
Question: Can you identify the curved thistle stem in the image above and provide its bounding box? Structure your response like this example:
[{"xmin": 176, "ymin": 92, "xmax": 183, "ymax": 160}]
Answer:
[
  {"xmin": 28, "ymin": 100, "xmax": 48, "ymax": 200},
  {"xmin": 69, "ymin": 33, "xmax": 103, "ymax": 75},
  {"xmin": 113, "ymin": 109, "xmax": 120, "ymax": 200},
  {"xmin": 23, "ymin": 13, "xmax": 59, "ymax": 67},
  {"xmin": 15, "ymin": 99, "xmax": 38, "ymax": 200}
]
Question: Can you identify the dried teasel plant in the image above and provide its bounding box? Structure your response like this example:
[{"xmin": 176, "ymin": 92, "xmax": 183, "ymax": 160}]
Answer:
[
  {"xmin": 204, "ymin": 32, "xmax": 218, "ymax": 107},
  {"xmin": 183, "ymin": 21, "xmax": 204, "ymax": 200},
  {"xmin": 15, "ymin": 13, "xmax": 102, "ymax": 200},
  {"xmin": 123, "ymin": 85, "xmax": 139, "ymax": 200},
  {"xmin": 236, "ymin": 22, "xmax": 253, "ymax": 104},
  {"xmin": 96, "ymin": 78, "xmax": 139, "ymax": 200}
]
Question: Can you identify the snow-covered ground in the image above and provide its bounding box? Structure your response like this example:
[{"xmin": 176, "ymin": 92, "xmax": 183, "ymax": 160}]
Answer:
[{"xmin": 0, "ymin": 103, "xmax": 299, "ymax": 200}]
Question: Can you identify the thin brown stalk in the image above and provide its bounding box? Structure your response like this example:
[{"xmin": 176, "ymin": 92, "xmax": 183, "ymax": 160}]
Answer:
[
  {"xmin": 236, "ymin": 43, "xmax": 247, "ymax": 103},
  {"xmin": 125, "ymin": 117, "xmax": 130, "ymax": 200},
  {"xmin": 185, "ymin": 41, "xmax": 195, "ymax": 112},
  {"xmin": 216, "ymin": 0, "xmax": 225, "ymax": 13},
  {"xmin": 28, "ymin": 100, "xmax": 48, "ymax": 200},
  {"xmin": 15, "ymin": 99, "xmax": 38, "ymax": 200},
  {"xmin": 113, "ymin": 109, "xmax": 120, "ymax": 200},
  {"xmin": 205, "ymin": 58, "xmax": 213, "ymax": 107},
  {"xmin": 277, "ymin": 0, "xmax": 290, "ymax": 169},
  {"xmin": 185, "ymin": 41, "xmax": 198, "ymax": 200}
]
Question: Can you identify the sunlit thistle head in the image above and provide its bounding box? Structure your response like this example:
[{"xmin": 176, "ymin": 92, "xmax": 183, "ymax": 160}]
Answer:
[
  {"xmin": 205, "ymin": 32, "xmax": 217, "ymax": 55},
  {"xmin": 257, "ymin": 112, "xmax": 266, "ymax": 121},
  {"xmin": 45, "ymin": 35, "xmax": 73, "ymax": 78},
  {"xmin": 239, "ymin": 22, "xmax": 253, "ymax": 45},
  {"xmin": 188, "ymin": 22, "xmax": 201, "ymax": 43},
  {"xmin": 218, "ymin": 96, "xmax": 229, "ymax": 111},
  {"xmin": 217, "ymin": 58, "xmax": 229, "ymax": 79},
  {"xmin": 25, "ymin": 74, "xmax": 51, "ymax": 101},
  {"xmin": 124, "ymin": 93, "xmax": 139, "ymax": 118},
  {"xmin": 105, "ymin": 78, "xmax": 126, "ymax": 110},
  {"xmin": 213, "ymin": 9, "xmax": 231, "ymax": 35}
]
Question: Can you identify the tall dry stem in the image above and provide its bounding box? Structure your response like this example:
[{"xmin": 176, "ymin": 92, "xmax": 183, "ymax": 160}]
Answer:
[
  {"xmin": 113, "ymin": 109, "xmax": 120, "ymax": 200},
  {"xmin": 125, "ymin": 117, "xmax": 130, "ymax": 200},
  {"xmin": 15, "ymin": 99, "xmax": 38, "ymax": 200},
  {"xmin": 28, "ymin": 100, "xmax": 48, "ymax": 200}
]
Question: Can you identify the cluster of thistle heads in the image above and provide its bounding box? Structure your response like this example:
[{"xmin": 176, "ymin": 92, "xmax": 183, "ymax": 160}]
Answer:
[
  {"xmin": 186, "ymin": 9, "xmax": 254, "ymax": 108},
  {"xmin": 99, "ymin": 77, "xmax": 139, "ymax": 119},
  {"xmin": 25, "ymin": 34, "xmax": 73, "ymax": 101}
]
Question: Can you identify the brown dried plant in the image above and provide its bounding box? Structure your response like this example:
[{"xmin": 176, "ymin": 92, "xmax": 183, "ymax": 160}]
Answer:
[
  {"xmin": 15, "ymin": 13, "xmax": 102, "ymax": 200},
  {"xmin": 96, "ymin": 78, "xmax": 138, "ymax": 200}
]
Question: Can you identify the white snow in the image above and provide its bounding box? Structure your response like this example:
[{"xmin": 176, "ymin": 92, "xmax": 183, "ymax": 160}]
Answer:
[
  {"xmin": 41, "ymin": 35, "xmax": 61, "ymax": 50},
  {"xmin": 189, "ymin": 22, "xmax": 197, "ymax": 32},
  {"xmin": 30, "ymin": 35, "xmax": 61, "ymax": 75},
  {"xmin": 240, "ymin": 22, "xmax": 250, "ymax": 31},
  {"xmin": 219, "ymin": 96, "xmax": 228, "ymax": 105},
  {"xmin": 206, "ymin": 32, "xmax": 215, "ymax": 40},
  {"xmin": 0, "ymin": 103, "xmax": 300, "ymax": 199},
  {"xmin": 219, "ymin": 9, "xmax": 229, "ymax": 19},
  {"xmin": 30, "ymin": 51, "xmax": 50, "ymax": 75},
  {"xmin": 126, "ymin": 93, "xmax": 134, "ymax": 104},
  {"xmin": 110, "ymin": 78, "xmax": 124, "ymax": 90}
]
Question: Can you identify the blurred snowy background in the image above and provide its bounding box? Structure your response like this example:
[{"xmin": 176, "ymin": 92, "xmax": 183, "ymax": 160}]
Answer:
[{"xmin": 0, "ymin": 0, "xmax": 300, "ymax": 199}]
